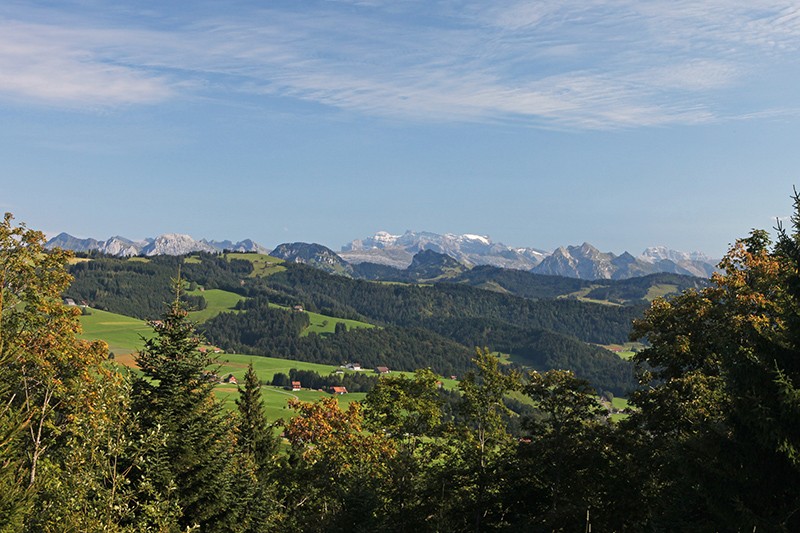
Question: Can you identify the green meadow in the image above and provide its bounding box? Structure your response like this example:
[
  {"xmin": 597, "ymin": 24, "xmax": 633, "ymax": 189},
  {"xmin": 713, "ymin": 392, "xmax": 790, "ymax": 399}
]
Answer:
[
  {"xmin": 644, "ymin": 283, "xmax": 680, "ymax": 301},
  {"xmin": 78, "ymin": 308, "xmax": 153, "ymax": 356},
  {"xmin": 300, "ymin": 309, "xmax": 374, "ymax": 336},
  {"xmin": 212, "ymin": 382, "xmax": 366, "ymax": 421},
  {"xmin": 186, "ymin": 288, "xmax": 244, "ymax": 322}
]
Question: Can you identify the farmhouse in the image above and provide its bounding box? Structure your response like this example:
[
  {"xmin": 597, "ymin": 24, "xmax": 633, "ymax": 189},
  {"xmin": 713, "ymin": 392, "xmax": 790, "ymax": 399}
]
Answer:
[
  {"xmin": 291, "ymin": 381, "xmax": 302, "ymax": 391},
  {"xmin": 223, "ymin": 374, "xmax": 238, "ymax": 385},
  {"xmin": 345, "ymin": 363, "xmax": 362, "ymax": 371},
  {"xmin": 331, "ymin": 386, "xmax": 348, "ymax": 395},
  {"xmin": 375, "ymin": 366, "xmax": 390, "ymax": 374}
]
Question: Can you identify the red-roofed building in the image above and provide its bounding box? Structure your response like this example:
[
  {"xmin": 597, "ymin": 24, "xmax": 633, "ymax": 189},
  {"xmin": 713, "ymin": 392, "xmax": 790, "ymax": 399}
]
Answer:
[
  {"xmin": 291, "ymin": 381, "xmax": 302, "ymax": 391},
  {"xmin": 331, "ymin": 386, "xmax": 348, "ymax": 395}
]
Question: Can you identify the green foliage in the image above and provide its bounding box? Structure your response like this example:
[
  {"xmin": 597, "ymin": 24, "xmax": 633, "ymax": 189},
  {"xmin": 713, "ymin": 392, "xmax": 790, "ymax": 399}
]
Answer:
[
  {"xmin": 445, "ymin": 348, "xmax": 520, "ymax": 530},
  {"xmin": 0, "ymin": 213, "xmax": 133, "ymax": 531},
  {"xmin": 235, "ymin": 364, "xmax": 280, "ymax": 530},
  {"xmin": 129, "ymin": 290, "xmax": 237, "ymax": 531},
  {"xmin": 512, "ymin": 370, "xmax": 610, "ymax": 529},
  {"xmin": 629, "ymin": 199, "xmax": 800, "ymax": 530}
]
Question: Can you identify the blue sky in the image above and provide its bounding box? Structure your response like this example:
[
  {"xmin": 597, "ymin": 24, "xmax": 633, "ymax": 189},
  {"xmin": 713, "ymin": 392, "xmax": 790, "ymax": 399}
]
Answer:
[{"xmin": 2, "ymin": 0, "xmax": 800, "ymax": 258}]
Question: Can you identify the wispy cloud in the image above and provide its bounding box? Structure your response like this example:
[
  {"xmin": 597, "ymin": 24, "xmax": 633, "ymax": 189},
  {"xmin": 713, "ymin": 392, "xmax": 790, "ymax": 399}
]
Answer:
[
  {"xmin": 0, "ymin": 21, "xmax": 172, "ymax": 107},
  {"xmin": 1, "ymin": 0, "xmax": 799, "ymax": 128}
]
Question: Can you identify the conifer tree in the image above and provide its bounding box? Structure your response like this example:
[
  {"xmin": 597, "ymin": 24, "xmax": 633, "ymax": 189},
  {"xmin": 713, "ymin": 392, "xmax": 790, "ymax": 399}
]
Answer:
[
  {"xmin": 233, "ymin": 363, "xmax": 280, "ymax": 531},
  {"xmin": 236, "ymin": 363, "xmax": 277, "ymax": 470},
  {"xmin": 129, "ymin": 281, "xmax": 236, "ymax": 531}
]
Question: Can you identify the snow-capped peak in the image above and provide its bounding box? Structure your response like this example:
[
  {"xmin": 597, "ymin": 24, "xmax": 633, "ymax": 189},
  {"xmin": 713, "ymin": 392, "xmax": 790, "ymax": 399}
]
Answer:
[{"xmin": 461, "ymin": 234, "xmax": 491, "ymax": 245}]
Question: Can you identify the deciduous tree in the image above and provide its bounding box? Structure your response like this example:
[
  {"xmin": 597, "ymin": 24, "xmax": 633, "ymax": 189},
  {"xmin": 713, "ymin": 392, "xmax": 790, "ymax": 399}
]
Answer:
[{"xmin": 631, "ymin": 195, "xmax": 800, "ymax": 530}]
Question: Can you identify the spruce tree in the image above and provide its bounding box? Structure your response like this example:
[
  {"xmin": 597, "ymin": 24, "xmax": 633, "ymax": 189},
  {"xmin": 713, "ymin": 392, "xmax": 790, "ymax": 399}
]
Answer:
[
  {"xmin": 130, "ymin": 284, "xmax": 236, "ymax": 531},
  {"xmin": 234, "ymin": 364, "xmax": 280, "ymax": 530},
  {"xmin": 236, "ymin": 364, "xmax": 278, "ymax": 470}
]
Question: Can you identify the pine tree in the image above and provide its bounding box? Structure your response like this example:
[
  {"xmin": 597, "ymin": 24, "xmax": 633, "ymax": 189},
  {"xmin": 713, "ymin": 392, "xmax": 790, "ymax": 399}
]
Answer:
[{"xmin": 129, "ymin": 283, "xmax": 236, "ymax": 531}]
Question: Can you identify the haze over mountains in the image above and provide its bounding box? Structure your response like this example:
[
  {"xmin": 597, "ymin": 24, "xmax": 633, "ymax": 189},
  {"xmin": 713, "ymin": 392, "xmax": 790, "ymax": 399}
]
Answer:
[{"xmin": 46, "ymin": 230, "xmax": 718, "ymax": 280}]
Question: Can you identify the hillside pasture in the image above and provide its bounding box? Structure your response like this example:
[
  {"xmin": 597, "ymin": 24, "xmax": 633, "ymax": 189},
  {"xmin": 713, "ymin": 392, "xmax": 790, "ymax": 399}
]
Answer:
[
  {"xmin": 644, "ymin": 283, "xmax": 680, "ymax": 301},
  {"xmin": 78, "ymin": 308, "xmax": 153, "ymax": 356},
  {"xmin": 213, "ymin": 382, "xmax": 366, "ymax": 420},
  {"xmin": 224, "ymin": 252, "xmax": 286, "ymax": 277},
  {"xmin": 187, "ymin": 288, "xmax": 244, "ymax": 322},
  {"xmin": 301, "ymin": 309, "xmax": 375, "ymax": 336}
]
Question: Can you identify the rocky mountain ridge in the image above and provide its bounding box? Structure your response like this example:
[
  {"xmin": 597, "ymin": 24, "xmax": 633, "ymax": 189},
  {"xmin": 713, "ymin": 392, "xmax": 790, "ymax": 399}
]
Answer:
[
  {"xmin": 340, "ymin": 230, "xmax": 547, "ymax": 270},
  {"xmin": 46, "ymin": 230, "xmax": 718, "ymax": 280},
  {"xmin": 45, "ymin": 232, "xmax": 266, "ymax": 257},
  {"xmin": 343, "ymin": 231, "xmax": 718, "ymax": 279}
]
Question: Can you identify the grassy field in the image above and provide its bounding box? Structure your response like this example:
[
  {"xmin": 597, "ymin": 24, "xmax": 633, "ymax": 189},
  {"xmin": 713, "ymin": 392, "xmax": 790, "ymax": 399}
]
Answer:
[
  {"xmin": 212, "ymin": 383, "xmax": 366, "ymax": 420},
  {"xmin": 79, "ymin": 302, "xmax": 448, "ymax": 423},
  {"xmin": 558, "ymin": 287, "xmax": 623, "ymax": 307},
  {"xmin": 644, "ymin": 283, "xmax": 679, "ymax": 301},
  {"xmin": 78, "ymin": 308, "xmax": 153, "ymax": 356},
  {"xmin": 187, "ymin": 288, "xmax": 244, "ymax": 322},
  {"xmin": 609, "ymin": 396, "xmax": 631, "ymax": 422},
  {"xmin": 301, "ymin": 309, "xmax": 375, "ymax": 336}
]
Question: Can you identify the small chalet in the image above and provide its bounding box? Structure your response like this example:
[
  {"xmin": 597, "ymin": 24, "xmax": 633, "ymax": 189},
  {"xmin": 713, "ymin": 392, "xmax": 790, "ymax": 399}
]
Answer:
[
  {"xmin": 291, "ymin": 381, "xmax": 302, "ymax": 391},
  {"xmin": 375, "ymin": 366, "xmax": 390, "ymax": 374},
  {"xmin": 293, "ymin": 305, "xmax": 305, "ymax": 312},
  {"xmin": 345, "ymin": 363, "xmax": 362, "ymax": 371},
  {"xmin": 223, "ymin": 374, "xmax": 238, "ymax": 385},
  {"xmin": 331, "ymin": 386, "xmax": 348, "ymax": 395}
]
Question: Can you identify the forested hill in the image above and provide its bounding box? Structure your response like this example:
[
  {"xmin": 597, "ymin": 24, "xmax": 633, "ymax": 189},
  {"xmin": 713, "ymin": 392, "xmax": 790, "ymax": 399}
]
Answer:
[
  {"xmin": 353, "ymin": 255, "xmax": 709, "ymax": 303},
  {"xmin": 261, "ymin": 263, "xmax": 647, "ymax": 345},
  {"xmin": 64, "ymin": 253, "xmax": 649, "ymax": 393}
]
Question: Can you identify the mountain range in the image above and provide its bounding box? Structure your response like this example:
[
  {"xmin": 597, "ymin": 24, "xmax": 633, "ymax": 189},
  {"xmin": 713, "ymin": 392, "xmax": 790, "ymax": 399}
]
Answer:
[
  {"xmin": 45, "ymin": 232, "xmax": 270, "ymax": 257},
  {"xmin": 46, "ymin": 230, "xmax": 718, "ymax": 280}
]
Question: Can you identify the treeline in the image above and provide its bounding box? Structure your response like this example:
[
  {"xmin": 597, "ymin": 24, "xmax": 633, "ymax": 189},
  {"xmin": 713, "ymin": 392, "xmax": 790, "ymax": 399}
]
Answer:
[{"xmin": 271, "ymin": 369, "xmax": 378, "ymax": 393}]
